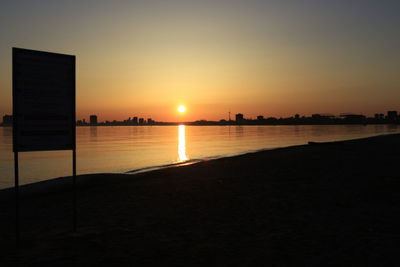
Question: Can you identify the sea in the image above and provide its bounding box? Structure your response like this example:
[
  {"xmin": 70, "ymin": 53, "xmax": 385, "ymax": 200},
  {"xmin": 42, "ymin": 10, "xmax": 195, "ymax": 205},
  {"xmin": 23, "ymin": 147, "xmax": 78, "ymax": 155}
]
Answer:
[{"xmin": 1, "ymin": 124, "xmax": 399, "ymax": 189}]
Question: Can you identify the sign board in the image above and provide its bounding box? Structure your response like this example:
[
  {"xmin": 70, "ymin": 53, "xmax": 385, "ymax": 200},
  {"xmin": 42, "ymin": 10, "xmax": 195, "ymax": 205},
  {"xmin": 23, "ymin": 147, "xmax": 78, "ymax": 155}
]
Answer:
[{"xmin": 13, "ymin": 48, "xmax": 75, "ymax": 152}]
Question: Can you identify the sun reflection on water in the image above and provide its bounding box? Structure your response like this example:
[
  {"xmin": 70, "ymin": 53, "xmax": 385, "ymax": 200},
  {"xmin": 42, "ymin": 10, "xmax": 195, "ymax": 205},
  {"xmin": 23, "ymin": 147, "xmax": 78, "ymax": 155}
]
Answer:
[{"xmin": 178, "ymin": 125, "xmax": 188, "ymax": 162}]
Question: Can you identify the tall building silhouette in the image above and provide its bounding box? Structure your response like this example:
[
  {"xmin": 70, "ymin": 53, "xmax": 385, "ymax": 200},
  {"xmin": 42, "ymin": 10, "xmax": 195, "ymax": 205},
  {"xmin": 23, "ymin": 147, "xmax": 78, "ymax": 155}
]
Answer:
[
  {"xmin": 236, "ymin": 113, "xmax": 244, "ymax": 122},
  {"xmin": 90, "ymin": 115, "xmax": 98, "ymax": 125},
  {"xmin": 387, "ymin": 111, "xmax": 398, "ymax": 121}
]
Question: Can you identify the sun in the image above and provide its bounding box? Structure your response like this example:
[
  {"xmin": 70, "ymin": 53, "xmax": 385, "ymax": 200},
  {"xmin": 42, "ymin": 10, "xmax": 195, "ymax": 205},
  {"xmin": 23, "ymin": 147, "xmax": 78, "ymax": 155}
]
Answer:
[{"xmin": 177, "ymin": 105, "xmax": 186, "ymax": 113}]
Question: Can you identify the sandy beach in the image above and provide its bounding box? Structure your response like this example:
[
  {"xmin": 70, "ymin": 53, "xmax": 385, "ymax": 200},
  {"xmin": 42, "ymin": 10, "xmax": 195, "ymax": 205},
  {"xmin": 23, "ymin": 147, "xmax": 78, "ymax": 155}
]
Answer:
[{"xmin": 1, "ymin": 133, "xmax": 400, "ymax": 266}]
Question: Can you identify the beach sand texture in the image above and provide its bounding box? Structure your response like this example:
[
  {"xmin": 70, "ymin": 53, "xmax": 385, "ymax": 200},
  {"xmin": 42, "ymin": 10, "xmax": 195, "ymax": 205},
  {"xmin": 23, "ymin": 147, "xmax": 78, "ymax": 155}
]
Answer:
[{"xmin": 1, "ymin": 134, "xmax": 400, "ymax": 266}]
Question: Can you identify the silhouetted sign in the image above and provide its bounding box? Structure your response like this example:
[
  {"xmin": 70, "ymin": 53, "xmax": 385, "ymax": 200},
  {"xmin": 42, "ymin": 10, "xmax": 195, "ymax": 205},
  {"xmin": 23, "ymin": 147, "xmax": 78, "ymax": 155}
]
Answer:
[{"xmin": 13, "ymin": 48, "xmax": 75, "ymax": 152}]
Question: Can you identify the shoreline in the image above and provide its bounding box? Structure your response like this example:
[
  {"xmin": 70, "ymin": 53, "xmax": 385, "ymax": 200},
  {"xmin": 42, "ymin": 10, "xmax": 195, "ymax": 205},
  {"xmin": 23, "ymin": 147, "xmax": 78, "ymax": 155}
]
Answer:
[
  {"xmin": 0, "ymin": 132, "xmax": 398, "ymax": 196},
  {"xmin": 1, "ymin": 132, "xmax": 398, "ymax": 195},
  {"xmin": 1, "ymin": 125, "xmax": 399, "ymax": 191}
]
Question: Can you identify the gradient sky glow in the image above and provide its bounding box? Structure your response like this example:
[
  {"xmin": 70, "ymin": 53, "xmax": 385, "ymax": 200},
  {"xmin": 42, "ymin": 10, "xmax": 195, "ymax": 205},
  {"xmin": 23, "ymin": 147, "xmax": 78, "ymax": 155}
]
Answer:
[{"xmin": 1, "ymin": 0, "xmax": 399, "ymax": 121}]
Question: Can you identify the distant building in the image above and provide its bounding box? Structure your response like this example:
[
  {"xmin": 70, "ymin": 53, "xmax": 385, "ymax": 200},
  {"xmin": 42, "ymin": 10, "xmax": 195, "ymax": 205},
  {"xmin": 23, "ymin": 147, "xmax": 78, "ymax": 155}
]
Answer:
[
  {"xmin": 147, "ymin": 118, "xmax": 154, "ymax": 124},
  {"xmin": 311, "ymin": 114, "xmax": 321, "ymax": 119},
  {"xmin": 312, "ymin": 114, "xmax": 335, "ymax": 119},
  {"xmin": 133, "ymin": 117, "xmax": 138, "ymax": 124},
  {"xmin": 294, "ymin": 114, "xmax": 300, "ymax": 119},
  {"xmin": 387, "ymin": 111, "xmax": 398, "ymax": 121},
  {"xmin": 235, "ymin": 113, "xmax": 244, "ymax": 122},
  {"xmin": 139, "ymin": 118, "xmax": 144, "ymax": 124},
  {"xmin": 341, "ymin": 114, "xmax": 366, "ymax": 124},
  {"xmin": 90, "ymin": 115, "xmax": 98, "ymax": 125},
  {"xmin": 2, "ymin": 115, "xmax": 12, "ymax": 126},
  {"xmin": 257, "ymin": 115, "xmax": 264, "ymax": 120}
]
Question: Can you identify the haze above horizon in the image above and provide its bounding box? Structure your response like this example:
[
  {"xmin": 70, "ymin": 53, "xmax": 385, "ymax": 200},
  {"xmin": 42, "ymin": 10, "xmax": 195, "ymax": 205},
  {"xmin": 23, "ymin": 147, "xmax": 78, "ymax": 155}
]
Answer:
[{"xmin": 1, "ymin": 0, "xmax": 399, "ymax": 122}]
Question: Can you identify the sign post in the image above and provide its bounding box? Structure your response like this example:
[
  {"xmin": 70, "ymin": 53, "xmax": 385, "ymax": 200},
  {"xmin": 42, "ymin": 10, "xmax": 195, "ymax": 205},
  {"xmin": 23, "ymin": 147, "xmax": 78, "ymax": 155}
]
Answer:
[{"xmin": 12, "ymin": 47, "xmax": 76, "ymax": 243}]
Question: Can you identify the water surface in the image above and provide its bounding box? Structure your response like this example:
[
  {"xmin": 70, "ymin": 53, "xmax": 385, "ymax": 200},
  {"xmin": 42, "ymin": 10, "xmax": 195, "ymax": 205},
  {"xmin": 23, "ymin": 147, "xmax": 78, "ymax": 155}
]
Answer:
[{"xmin": 1, "ymin": 125, "xmax": 399, "ymax": 189}]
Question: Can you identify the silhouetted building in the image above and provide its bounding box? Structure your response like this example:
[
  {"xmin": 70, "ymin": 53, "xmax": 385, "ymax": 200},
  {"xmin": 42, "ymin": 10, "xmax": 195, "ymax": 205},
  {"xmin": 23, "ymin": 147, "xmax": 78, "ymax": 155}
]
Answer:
[
  {"xmin": 90, "ymin": 115, "xmax": 98, "ymax": 125},
  {"xmin": 147, "ymin": 118, "xmax": 154, "ymax": 124},
  {"xmin": 133, "ymin": 117, "xmax": 138, "ymax": 124},
  {"xmin": 139, "ymin": 118, "xmax": 144, "ymax": 124},
  {"xmin": 295, "ymin": 114, "xmax": 300, "ymax": 119},
  {"xmin": 257, "ymin": 115, "xmax": 264, "ymax": 120},
  {"xmin": 2, "ymin": 115, "xmax": 12, "ymax": 126},
  {"xmin": 236, "ymin": 113, "xmax": 244, "ymax": 122},
  {"xmin": 387, "ymin": 111, "xmax": 398, "ymax": 121},
  {"xmin": 341, "ymin": 114, "xmax": 366, "ymax": 124},
  {"xmin": 311, "ymin": 114, "xmax": 321, "ymax": 119}
]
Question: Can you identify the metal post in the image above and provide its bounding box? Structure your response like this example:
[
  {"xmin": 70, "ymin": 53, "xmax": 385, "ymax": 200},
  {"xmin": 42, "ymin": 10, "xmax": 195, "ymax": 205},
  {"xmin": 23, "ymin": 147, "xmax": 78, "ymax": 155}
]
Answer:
[
  {"xmin": 14, "ymin": 151, "xmax": 20, "ymax": 245},
  {"xmin": 12, "ymin": 48, "xmax": 20, "ymax": 245},
  {"xmin": 72, "ymin": 55, "xmax": 77, "ymax": 233},
  {"xmin": 73, "ymin": 148, "xmax": 77, "ymax": 232}
]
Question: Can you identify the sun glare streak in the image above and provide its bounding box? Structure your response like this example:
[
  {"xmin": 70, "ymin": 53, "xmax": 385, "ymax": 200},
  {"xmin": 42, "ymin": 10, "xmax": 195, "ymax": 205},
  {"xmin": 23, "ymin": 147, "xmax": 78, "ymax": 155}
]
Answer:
[{"xmin": 178, "ymin": 125, "xmax": 188, "ymax": 162}]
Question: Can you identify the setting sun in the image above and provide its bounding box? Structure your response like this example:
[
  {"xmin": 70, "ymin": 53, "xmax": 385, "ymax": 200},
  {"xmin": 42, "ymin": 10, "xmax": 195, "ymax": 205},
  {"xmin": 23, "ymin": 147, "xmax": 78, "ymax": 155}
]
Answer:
[{"xmin": 178, "ymin": 105, "xmax": 186, "ymax": 113}]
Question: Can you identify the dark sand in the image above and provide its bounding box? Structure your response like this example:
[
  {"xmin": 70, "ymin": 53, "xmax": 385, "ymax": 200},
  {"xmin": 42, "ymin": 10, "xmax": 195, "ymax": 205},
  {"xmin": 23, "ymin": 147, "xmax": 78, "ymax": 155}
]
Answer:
[{"xmin": 1, "ymin": 134, "xmax": 400, "ymax": 266}]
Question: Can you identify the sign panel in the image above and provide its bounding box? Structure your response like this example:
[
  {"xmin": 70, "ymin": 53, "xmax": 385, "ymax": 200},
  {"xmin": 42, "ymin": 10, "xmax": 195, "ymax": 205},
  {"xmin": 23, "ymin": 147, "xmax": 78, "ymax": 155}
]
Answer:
[{"xmin": 13, "ymin": 48, "xmax": 75, "ymax": 152}]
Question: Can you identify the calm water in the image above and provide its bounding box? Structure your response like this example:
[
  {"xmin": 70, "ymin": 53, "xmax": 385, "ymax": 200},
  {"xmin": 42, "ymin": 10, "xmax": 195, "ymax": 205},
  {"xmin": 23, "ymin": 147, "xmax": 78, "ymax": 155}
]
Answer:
[{"xmin": 1, "ymin": 125, "xmax": 399, "ymax": 189}]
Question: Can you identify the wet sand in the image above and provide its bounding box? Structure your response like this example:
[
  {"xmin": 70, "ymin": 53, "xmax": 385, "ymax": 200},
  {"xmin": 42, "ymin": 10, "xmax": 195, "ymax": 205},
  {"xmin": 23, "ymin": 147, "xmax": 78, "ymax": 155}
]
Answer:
[{"xmin": 1, "ymin": 134, "xmax": 400, "ymax": 266}]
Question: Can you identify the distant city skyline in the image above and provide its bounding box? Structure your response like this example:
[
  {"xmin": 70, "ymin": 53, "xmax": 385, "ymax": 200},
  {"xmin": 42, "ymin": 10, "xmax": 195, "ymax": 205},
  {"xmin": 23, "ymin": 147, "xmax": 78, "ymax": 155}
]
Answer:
[
  {"xmin": 3, "ymin": 109, "xmax": 399, "ymax": 126},
  {"xmin": 1, "ymin": 1, "xmax": 399, "ymax": 121},
  {"xmin": 76, "ymin": 109, "xmax": 400, "ymax": 124}
]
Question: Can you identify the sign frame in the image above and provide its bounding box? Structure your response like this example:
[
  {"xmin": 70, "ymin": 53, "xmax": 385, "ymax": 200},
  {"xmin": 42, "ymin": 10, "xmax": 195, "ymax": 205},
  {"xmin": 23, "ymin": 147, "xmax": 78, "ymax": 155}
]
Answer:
[
  {"xmin": 12, "ymin": 47, "xmax": 75, "ymax": 152},
  {"xmin": 12, "ymin": 47, "xmax": 77, "ymax": 244}
]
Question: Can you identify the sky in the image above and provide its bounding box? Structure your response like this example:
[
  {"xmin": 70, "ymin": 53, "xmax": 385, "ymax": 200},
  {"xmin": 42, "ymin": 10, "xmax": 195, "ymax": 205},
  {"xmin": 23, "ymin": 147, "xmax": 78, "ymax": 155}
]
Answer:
[{"xmin": 1, "ymin": 0, "xmax": 399, "ymax": 122}]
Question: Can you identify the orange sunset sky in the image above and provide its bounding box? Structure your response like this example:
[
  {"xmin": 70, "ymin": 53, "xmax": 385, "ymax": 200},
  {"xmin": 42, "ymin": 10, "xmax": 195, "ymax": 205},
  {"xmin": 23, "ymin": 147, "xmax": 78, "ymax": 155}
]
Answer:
[{"xmin": 1, "ymin": 0, "xmax": 399, "ymax": 122}]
